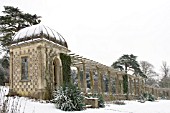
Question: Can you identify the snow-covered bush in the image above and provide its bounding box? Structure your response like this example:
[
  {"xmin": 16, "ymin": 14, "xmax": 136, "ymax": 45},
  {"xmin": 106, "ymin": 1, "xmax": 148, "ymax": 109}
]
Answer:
[
  {"xmin": 0, "ymin": 86, "xmax": 27, "ymax": 113},
  {"xmin": 138, "ymin": 94, "xmax": 146, "ymax": 103},
  {"xmin": 148, "ymin": 94, "xmax": 155, "ymax": 101},
  {"xmin": 53, "ymin": 84, "xmax": 84, "ymax": 111},
  {"xmin": 139, "ymin": 93, "xmax": 156, "ymax": 102},
  {"xmin": 113, "ymin": 100, "xmax": 126, "ymax": 105}
]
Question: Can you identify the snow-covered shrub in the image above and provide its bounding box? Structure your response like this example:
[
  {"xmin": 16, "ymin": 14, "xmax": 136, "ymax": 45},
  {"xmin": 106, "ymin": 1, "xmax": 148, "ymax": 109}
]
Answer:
[
  {"xmin": 160, "ymin": 96, "xmax": 167, "ymax": 99},
  {"xmin": 0, "ymin": 86, "xmax": 8, "ymax": 113},
  {"xmin": 53, "ymin": 84, "xmax": 84, "ymax": 111},
  {"xmin": 139, "ymin": 93, "xmax": 156, "ymax": 102},
  {"xmin": 138, "ymin": 94, "xmax": 146, "ymax": 103},
  {"xmin": 143, "ymin": 92, "xmax": 148, "ymax": 99},
  {"xmin": 113, "ymin": 100, "xmax": 126, "ymax": 105},
  {"xmin": 148, "ymin": 94, "xmax": 155, "ymax": 101},
  {"xmin": 0, "ymin": 86, "xmax": 27, "ymax": 113}
]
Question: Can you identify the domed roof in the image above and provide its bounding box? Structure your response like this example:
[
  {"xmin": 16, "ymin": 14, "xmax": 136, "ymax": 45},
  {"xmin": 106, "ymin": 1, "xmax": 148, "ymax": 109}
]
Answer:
[{"xmin": 12, "ymin": 24, "xmax": 68, "ymax": 48}]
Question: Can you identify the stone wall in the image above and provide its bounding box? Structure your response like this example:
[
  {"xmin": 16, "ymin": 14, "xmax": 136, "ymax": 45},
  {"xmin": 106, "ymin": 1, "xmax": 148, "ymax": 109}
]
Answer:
[{"xmin": 10, "ymin": 42, "xmax": 42, "ymax": 98}]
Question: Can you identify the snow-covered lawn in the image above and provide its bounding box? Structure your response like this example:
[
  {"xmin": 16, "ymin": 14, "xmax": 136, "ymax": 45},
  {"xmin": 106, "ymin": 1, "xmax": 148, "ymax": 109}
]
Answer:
[
  {"xmin": 23, "ymin": 100, "xmax": 170, "ymax": 113},
  {"xmin": 1, "ymin": 86, "xmax": 170, "ymax": 113}
]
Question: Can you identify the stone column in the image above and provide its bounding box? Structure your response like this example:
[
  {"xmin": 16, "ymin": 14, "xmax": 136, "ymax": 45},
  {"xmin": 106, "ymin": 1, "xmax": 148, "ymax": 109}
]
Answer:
[
  {"xmin": 82, "ymin": 62, "xmax": 87, "ymax": 93},
  {"xmin": 108, "ymin": 70, "xmax": 112, "ymax": 101},
  {"xmin": 146, "ymin": 86, "xmax": 149, "ymax": 93},
  {"xmin": 131, "ymin": 78, "xmax": 134, "ymax": 95},
  {"xmin": 149, "ymin": 87, "xmax": 152, "ymax": 94},
  {"xmin": 134, "ymin": 78, "xmax": 137, "ymax": 96},
  {"xmin": 152, "ymin": 88, "xmax": 154, "ymax": 95},
  {"xmin": 154, "ymin": 88, "xmax": 157, "ymax": 96},
  {"xmin": 37, "ymin": 46, "xmax": 42, "ymax": 90},
  {"xmin": 115, "ymin": 73, "xmax": 119, "ymax": 95},
  {"xmin": 96, "ymin": 67, "xmax": 101, "ymax": 94},
  {"xmin": 141, "ymin": 79, "xmax": 144, "ymax": 93},
  {"xmin": 76, "ymin": 67, "xmax": 81, "ymax": 89},
  {"xmin": 129, "ymin": 77, "xmax": 132, "ymax": 95},
  {"xmin": 90, "ymin": 69, "xmax": 94, "ymax": 94},
  {"xmin": 100, "ymin": 71, "xmax": 105, "ymax": 97},
  {"xmin": 155, "ymin": 88, "xmax": 157, "ymax": 98},
  {"xmin": 120, "ymin": 75, "xmax": 124, "ymax": 95},
  {"xmin": 59, "ymin": 57, "xmax": 63, "ymax": 86},
  {"xmin": 137, "ymin": 78, "xmax": 140, "ymax": 96},
  {"xmin": 158, "ymin": 89, "xmax": 160, "ymax": 97}
]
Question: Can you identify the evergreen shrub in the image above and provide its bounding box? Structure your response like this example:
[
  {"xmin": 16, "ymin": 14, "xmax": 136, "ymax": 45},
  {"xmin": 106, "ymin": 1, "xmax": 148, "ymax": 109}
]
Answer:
[
  {"xmin": 148, "ymin": 94, "xmax": 155, "ymax": 101},
  {"xmin": 139, "ymin": 93, "xmax": 156, "ymax": 102},
  {"xmin": 53, "ymin": 83, "xmax": 84, "ymax": 111}
]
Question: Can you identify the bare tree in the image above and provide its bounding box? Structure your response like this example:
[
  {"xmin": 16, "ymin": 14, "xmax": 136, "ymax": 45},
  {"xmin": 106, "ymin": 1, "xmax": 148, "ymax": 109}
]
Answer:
[
  {"xmin": 140, "ymin": 61, "xmax": 158, "ymax": 78},
  {"xmin": 161, "ymin": 61, "xmax": 170, "ymax": 78},
  {"xmin": 140, "ymin": 61, "xmax": 158, "ymax": 86},
  {"xmin": 160, "ymin": 61, "xmax": 170, "ymax": 88}
]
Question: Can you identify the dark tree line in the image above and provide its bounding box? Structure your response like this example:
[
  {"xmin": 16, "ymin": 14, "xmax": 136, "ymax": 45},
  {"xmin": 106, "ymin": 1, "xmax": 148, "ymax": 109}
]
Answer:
[{"xmin": 0, "ymin": 6, "xmax": 41, "ymax": 53}]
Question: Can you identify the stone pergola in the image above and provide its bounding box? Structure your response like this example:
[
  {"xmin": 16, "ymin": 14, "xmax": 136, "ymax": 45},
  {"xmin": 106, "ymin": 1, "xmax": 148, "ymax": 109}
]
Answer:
[{"xmin": 69, "ymin": 53, "xmax": 150, "ymax": 100}]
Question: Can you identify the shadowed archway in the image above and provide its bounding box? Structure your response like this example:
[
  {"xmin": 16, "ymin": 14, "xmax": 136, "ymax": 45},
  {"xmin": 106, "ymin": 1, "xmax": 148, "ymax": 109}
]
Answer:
[{"xmin": 53, "ymin": 56, "xmax": 63, "ymax": 88}]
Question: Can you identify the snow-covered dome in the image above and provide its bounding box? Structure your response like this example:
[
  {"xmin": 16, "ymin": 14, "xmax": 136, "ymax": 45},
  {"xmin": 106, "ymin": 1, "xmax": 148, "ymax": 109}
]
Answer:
[{"xmin": 12, "ymin": 24, "xmax": 68, "ymax": 48}]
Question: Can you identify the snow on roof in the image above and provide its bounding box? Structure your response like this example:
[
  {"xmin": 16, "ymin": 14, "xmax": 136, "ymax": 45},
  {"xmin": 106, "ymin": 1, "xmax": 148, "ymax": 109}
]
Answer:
[{"xmin": 12, "ymin": 24, "xmax": 68, "ymax": 48}]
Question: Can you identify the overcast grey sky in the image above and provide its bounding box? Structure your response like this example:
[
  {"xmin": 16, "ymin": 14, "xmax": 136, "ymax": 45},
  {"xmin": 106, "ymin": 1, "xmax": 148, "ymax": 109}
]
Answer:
[{"xmin": 1, "ymin": 0, "xmax": 170, "ymax": 75}]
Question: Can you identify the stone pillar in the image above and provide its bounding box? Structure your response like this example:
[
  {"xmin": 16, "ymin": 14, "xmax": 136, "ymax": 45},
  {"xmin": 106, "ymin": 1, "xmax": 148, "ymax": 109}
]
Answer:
[
  {"xmin": 90, "ymin": 69, "xmax": 94, "ymax": 94},
  {"xmin": 96, "ymin": 67, "xmax": 101, "ymax": 94},
  {"xmin": 76, "ymin": 67, "xmax": 81, "ymax": 89},
  {"xmin": 137, "ymin": 78, "xmax": 140, "ymax": 96},
  {"xmin": 153, "ymin": 87, "xmax": 155, "ymax": 95},
  {"xmin": 115, "ymin": 73, "xmax": 119, "ymax": 95},
  {"xmin": 59, "ymin": 57, "xmax": 63, "ymax": 86},
  {"xmin": 37, "ymin": 46, "xmax": 42, "ymax": 90},
  {"xmin": 141, "ymin": 79, "xmax": 144, "ymax": 93},
  {"xmin": 154, "ymin": 88, "xmax": 157, "ymax": 96},
  {"xmin": 134, "ymin": 78, "xmax": 137, "ymax": 96},
  {"xmin": 120, "ymin": 75, "xmax": 124, "ymax": 95},
  {"xmin": 129, "ymin": 77, "xmax": 132, "ymax": 95},
  {"xmin": 155, "ymin": 88, "xmax": 157, "ymax": 98},
  {"xmin": 82, "ymin": 62, "xmax": 87, "ymax": 93},
  {"xmin": 37, "ymin": 46, "xmax": 48, "ymax": 99},
  {"xmin": 131, "ymin": 78, "xmax": 133, "ymax": 95},
  {"xmin": 158, "ymin": 89, "xmax": 160, "ymax": 97},
  {"xmin": 149, "ymin": 87, "xmax": 152, "ymax": 94},
  {"xmin": 100, "ymin": 71, "xmax": 104, "ymax": 98},
  {"xmin": 108, "ymin": 70, "xmax": 112, "ymax": 101},
  {"xmin": 146, "ymin": 86, "xmax": 148, "ymax": 94}
]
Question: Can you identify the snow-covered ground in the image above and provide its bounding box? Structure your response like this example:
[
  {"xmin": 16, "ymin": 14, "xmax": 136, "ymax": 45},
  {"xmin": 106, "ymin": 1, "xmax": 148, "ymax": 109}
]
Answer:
[
  {"xmin": 1, "ymin": 86, "xmax": 170, "ymax": 113},
  {"xmin": 23, "ymin": 100, "xmax": 170, "ymax": 113}
]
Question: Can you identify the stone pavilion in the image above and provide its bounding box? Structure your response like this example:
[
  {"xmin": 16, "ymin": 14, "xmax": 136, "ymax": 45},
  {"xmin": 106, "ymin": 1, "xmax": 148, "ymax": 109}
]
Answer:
[{"xmin": 9, "ymin": 24, "xmax": 69, "ymax": 99}]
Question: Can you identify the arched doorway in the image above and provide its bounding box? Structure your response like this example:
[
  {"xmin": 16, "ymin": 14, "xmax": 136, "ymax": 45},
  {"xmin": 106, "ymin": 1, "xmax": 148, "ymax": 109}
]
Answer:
[{"xmin": 53, "ymin": 57, "xmax": 62, "ymax": 88}]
